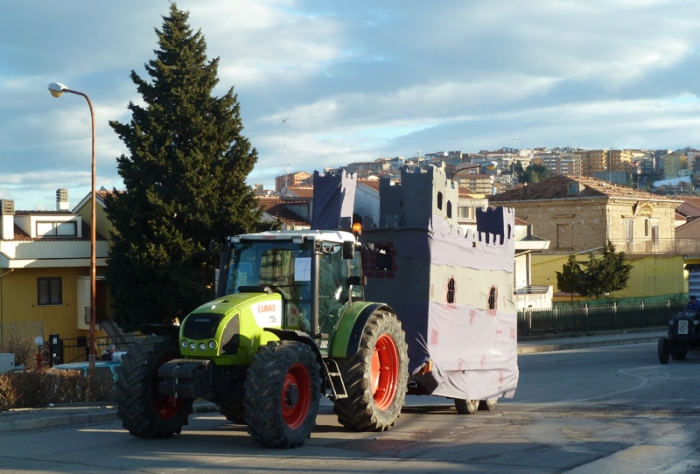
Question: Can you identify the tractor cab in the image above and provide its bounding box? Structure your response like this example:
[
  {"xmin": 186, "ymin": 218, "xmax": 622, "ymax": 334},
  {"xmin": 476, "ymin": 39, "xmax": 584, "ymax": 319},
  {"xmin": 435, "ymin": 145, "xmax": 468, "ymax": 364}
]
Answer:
[{"xmin": 218, "ymin": 229, "xmax": 365, "ymax": 344}]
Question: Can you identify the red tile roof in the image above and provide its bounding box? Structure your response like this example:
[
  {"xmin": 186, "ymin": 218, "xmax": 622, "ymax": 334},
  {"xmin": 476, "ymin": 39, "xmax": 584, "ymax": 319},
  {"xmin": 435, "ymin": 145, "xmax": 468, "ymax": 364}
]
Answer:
[
  {"xmin": 357, "ymin": 179, "xmax": 380, "ymax": 191},
  {"xmin": 285, "ymin": 186, "xmax": 314, "ymax": 198},
  {"xmin": 676, "ymin": 198, "xmax": 700, "ymax": 216},
  {"xmin": 257, "ymin": 196, "xmax": 309, "ymax": 227},
  {"xmin": 488, "ymin": 174, "xmax": 681, "ymax": 203}
]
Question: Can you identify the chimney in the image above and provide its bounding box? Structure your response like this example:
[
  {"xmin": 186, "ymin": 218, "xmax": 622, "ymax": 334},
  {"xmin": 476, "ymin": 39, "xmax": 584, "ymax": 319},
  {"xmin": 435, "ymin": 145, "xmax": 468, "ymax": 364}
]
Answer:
[
  {"xmin": 56, "ymin": 188, "xmax": 69, "ymax": 211},
  {"xmin": 0, "ymin": 200, "xmax": 14, "ymax": 240}
]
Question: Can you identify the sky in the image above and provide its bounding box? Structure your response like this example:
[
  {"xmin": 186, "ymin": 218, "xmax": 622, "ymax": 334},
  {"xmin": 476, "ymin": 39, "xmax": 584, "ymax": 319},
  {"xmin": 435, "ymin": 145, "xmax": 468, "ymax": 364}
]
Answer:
[{"xmin": 3, "ymin": 0, "xmax": 700, "ymax": 210}]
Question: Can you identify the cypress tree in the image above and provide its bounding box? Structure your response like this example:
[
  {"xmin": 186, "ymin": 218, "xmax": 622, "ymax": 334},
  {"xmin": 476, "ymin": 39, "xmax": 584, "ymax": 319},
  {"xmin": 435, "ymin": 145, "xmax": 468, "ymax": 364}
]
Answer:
[
  {"xmin": 582, "ymin": 241, "xmax": 633, "ymax": 299},
  {"xmin": 105, "ymin": 3, "xmax": 261, "ymax": 331}
]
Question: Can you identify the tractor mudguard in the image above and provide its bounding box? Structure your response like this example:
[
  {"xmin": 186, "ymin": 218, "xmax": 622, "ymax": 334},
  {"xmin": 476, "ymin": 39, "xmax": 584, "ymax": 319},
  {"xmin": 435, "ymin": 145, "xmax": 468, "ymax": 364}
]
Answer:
[
  {"xmin": 264, "ymin": 328, "xmax": 324, "ymax": 368},
  {"xmin": 330, "ymin": 302, "xmax": 395, "ymax": 358},
  {"xmin": 140, "ymin": 323, "xmax": 180, "ymax": 339}
]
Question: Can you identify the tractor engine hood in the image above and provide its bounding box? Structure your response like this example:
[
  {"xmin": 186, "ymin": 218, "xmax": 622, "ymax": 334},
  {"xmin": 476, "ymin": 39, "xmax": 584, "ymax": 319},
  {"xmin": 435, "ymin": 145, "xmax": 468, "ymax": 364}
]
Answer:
[{"xmin": 179, "ymin": 292, "xmax": 284, "ymax": 361}]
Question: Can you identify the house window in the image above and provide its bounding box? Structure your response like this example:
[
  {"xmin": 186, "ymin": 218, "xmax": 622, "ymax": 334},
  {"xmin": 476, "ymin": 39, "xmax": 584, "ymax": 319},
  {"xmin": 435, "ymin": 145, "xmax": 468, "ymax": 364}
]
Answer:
[
  {"xmin": 38, "ymin": 277, "xmax": 62, "ymax": 305},
  {"xmin": 437, "ymin": 192, "xmax": 443, "ymax": 210},
  {"xmin": 37, "ymin": 221, "xmax": 77, "ymax": 237},
  {"xmin": 625, "ymin": 219, "xmax": 634, "ymax": 244},
  {"xmin": 446, "ymin": 201, "xmax": 452, "ymax": 219},
  {"xmin": 447, "ymin": 278, "xmax": 455, "ymax": 304},
  {"xmin": 556, "ymin": 224, "xmax": 573, "ymax": 249},
  {"xmin": 651, "ymin": 225, "xmax": 659, "ymax": 246},
  {"xmin": 488, "ymin": 287, "xmax": 497, "ymax": 310},
  {"xmin": 457, "ymin": 207, "xmax": 472, "ymax": 219}
]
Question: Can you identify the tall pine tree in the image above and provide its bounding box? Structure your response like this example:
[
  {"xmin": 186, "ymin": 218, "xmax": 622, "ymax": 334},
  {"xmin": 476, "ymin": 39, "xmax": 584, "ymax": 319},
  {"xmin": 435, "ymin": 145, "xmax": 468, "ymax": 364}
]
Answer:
[{"xmin": 106, "ymin": 4, "xmax": 261, "ymax": 331}]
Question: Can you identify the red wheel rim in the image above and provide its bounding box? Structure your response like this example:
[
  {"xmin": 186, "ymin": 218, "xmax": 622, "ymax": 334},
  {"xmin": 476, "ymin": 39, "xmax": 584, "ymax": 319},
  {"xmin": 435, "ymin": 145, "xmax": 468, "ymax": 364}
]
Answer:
[
  {"xmin": 370, "ymin": 333, "xmax": 399, "ymax": 410},
  {"xmin": 281, "ymin": 363, "xmax": 311, "ymax": 429},
  {"xmin": 151, "ymin": 358, "xmax": 183, "ymax": 420}
]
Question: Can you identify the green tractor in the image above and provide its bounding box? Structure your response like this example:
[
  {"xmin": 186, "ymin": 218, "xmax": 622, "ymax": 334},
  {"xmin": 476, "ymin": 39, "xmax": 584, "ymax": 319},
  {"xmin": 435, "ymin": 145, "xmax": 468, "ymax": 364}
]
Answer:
[{"xmin": 115, "ymin": 226, "xmax": 409, "ymax": 448}]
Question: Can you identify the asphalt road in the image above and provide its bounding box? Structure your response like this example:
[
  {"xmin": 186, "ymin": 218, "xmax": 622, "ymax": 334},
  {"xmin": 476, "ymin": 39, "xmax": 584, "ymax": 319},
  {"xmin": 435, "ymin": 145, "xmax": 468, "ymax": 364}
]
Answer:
[{"xmin": 2, "ymin": 342, "xmax": 700, "ymax": 473}]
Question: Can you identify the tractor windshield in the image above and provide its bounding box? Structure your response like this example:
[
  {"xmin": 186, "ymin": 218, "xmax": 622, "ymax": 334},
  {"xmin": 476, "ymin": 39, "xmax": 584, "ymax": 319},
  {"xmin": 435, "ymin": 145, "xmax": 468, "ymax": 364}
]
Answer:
[{"xmin": 228, "ymin": 240, "xmax": 312, "ymax": 298}]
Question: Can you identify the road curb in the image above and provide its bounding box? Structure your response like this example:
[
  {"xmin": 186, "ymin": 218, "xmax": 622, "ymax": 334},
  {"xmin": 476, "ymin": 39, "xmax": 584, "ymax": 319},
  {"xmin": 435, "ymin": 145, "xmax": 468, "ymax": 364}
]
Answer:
[
  {"xmin": 0, "ymin": 402, "xmax": 218, "ymax": 433},
  {"xmin": 517, "ymin": 335, "xmax": 662, "ymax": 355}
]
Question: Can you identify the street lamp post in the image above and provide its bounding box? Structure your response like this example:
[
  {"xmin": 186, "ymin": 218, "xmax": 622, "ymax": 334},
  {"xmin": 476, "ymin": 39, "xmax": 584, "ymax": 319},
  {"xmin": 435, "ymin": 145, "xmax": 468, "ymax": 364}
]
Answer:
[{"xmin": 48, "ymin": 82, "xmax": 97, "ymax": 369}]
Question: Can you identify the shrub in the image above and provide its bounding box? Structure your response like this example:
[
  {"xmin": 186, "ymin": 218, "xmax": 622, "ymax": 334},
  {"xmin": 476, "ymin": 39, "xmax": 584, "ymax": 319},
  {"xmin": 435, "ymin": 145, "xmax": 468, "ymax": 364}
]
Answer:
[
  {"xmin": 0, "ymin": 369, "xmax": 114, "ymax": 410},
  {"xmin": 0, "ymin": 332, "xmax": 37, "ymax": 370}
]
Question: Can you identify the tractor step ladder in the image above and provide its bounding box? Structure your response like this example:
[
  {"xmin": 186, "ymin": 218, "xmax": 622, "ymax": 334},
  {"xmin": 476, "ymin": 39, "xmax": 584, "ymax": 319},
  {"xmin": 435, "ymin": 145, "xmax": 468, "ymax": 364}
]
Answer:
[{"xmin": 323, "ymin": 359, "xmax": 348, "ymax": 400}]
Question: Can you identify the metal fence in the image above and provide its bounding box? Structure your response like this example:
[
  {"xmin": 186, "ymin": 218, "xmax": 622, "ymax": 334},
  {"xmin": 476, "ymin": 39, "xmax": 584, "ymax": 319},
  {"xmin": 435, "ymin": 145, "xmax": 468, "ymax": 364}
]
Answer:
[{"xmin": 518, "ymin": 300, "xmax": 685, "ymax": 337}]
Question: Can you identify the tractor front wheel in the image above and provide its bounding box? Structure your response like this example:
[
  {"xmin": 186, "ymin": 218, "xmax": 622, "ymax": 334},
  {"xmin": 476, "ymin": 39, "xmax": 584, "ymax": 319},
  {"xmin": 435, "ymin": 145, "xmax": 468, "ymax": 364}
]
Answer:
[
  {"xmin": 333, "ymin": 311, "xmax": 409, "ymax": 431},
  {"xmin": 115, "ymin": 336, "xmax": 193, "ymax": 438},
  {"xmin": 244, "ymin": 341, "xmax": 321, "ymax": 448},
  {"xmin": 218, "ymin": 397, "xmax": 245, "ymax": 424}
]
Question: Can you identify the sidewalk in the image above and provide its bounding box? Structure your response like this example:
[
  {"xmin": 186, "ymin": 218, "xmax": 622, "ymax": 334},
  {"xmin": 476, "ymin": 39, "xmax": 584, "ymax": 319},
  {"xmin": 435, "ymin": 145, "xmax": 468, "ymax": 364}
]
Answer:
[{"xmin": 0, "ymin": 330, "xmax": 667, "ymax": 433}]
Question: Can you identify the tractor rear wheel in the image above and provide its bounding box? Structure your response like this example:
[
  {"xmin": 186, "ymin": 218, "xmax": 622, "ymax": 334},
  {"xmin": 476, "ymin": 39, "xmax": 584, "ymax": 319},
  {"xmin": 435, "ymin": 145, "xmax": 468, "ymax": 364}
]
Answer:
[
  {"xmin": 333, "ymin": 311, "xmax": 408, "ymax": 431},
  {"xmin": 115, "ymin": 336, "xmax": 193, "ymax": 438},
  {"xmin": 244, "ymin": 341, "xmax": 321, "ymax": 448}
]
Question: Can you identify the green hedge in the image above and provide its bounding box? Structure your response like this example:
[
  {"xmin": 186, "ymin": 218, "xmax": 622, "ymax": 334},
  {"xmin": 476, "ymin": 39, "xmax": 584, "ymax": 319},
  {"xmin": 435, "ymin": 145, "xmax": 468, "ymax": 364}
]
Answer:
[{"xmin": 0, "ymin": 369, "xmax": 114, "ymax": 411}]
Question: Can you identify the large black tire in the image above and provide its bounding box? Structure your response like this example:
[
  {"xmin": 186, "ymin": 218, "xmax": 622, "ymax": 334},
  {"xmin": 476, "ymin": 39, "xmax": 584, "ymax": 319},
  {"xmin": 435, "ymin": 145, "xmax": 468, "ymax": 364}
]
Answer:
[
  {"xmin": 332, "ymin": 311, "xmax": 409, "ymax": 431},
  {"xmin": 115, "ymin": 336, "xmax": 194, "ymax": 438},
  {"xmin": 658, "ymin": 337, "xmax": 670, "ymax": 364},
  {"xmin": 478, "ymin": 399, "xmax": 498, "ymax": 411},
  {"xmin": 244, "ymin": 341, "xmax": 321, "ymax": 448},
  {"xmin": 671, "ymin": 351, "xmax": 687, "ymax": 361},
  {"xmin": 454, "ymin": 399, "xmax": 479, "ymax": 415},
  {"xmin": 219, "ymin": 398, "xmax": 245, "ymax": 424}
]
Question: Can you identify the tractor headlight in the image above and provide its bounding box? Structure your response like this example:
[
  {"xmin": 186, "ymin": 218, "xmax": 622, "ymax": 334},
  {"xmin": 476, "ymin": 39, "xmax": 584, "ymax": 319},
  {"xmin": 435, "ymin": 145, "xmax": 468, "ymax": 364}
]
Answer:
[
  {"xmin": 198, "ymin": 342, "xmax": 207, "ymax": 351},
  {"xmin": 181, "ymin": 340, "xmax": 188, "ymax": 348},
  {"xmin": 189, "ymin": 342, "xmax": 196, "ymax": 351},
  {"xmin": 669, "ymin": 320, "xmax": 674, "ymax": 325},
  {"xmin": 208, "ymin": 340, "xmax": 217, "ymax": 349},
  {"xmin": 694, "ymin": 320, "xmax": 699, "ymax": 326}
]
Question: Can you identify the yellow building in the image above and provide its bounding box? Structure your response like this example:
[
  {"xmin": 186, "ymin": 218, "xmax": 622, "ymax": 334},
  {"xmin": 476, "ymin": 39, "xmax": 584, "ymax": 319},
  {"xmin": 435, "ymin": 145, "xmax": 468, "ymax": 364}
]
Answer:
[
  {"xmin": 0, "ymin": 190, "xmax": 110, "ymax": 352},
  {"xmin": 610, "ymin": 149, "xmax": 633, "ymax": 172},
  {"xmin": 488, "ymin": 175, "xmax": 684, "ymax": 301}
]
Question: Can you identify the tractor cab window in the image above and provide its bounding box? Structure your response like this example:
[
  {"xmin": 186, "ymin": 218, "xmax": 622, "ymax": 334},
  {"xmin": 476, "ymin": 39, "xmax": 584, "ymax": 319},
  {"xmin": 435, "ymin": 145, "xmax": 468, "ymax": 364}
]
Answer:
[{"xmin": 349, "ymin": 251, "xmax": 363, "ymax": 301}]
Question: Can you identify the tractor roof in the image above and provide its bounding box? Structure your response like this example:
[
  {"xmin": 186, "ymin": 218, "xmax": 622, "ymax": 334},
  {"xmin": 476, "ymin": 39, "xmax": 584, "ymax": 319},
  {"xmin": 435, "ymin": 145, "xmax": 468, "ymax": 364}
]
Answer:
[{"xmin": 231, "ymin": 229, "xmax": 356, "ymax": 245}]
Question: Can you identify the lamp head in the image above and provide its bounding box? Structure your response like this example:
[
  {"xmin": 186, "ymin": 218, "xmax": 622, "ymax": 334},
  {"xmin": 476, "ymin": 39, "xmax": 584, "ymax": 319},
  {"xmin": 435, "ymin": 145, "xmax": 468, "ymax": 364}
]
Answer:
[{"xmin": 48, "ymin": 82, "xmax": 67, "ymax": 98}]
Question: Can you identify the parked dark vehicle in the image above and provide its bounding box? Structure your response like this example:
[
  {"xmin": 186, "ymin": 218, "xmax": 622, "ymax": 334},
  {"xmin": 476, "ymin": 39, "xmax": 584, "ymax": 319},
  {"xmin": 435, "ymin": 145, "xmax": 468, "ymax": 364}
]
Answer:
[{"xmin": 658, "ymin": 311, "xmax": 700, "ymax": 364}]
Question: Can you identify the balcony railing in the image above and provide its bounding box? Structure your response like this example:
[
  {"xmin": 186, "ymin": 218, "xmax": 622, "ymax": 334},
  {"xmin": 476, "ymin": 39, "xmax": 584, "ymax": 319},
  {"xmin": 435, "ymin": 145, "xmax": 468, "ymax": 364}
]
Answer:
[{"xmin": 605, "ymin": 238, "xmax": 700, "ymax": 256}]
